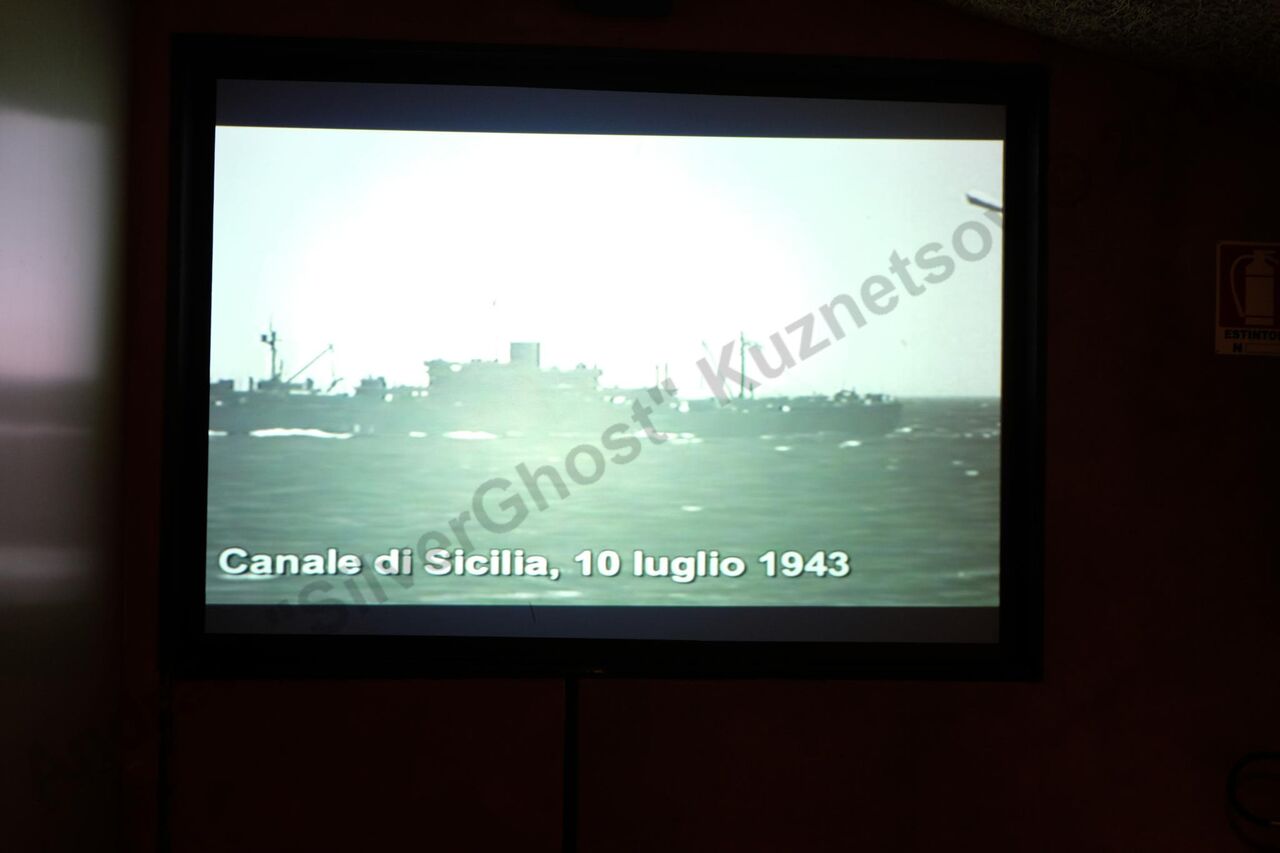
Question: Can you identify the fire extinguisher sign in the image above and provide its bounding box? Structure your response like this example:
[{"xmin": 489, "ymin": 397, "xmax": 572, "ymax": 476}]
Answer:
[{"xmin": 1217, "ymin": 241, "xmax": 1280, "ymax": 356}]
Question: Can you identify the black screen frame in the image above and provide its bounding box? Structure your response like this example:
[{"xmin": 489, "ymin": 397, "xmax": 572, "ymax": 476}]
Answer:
[{"xmin": 164, "ymin": 35, "xmax": 1046, "ymax": 679}]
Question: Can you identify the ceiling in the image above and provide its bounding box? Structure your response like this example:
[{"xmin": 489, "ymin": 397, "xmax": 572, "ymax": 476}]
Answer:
[{"xmin": 940, "ymin": 0, "xmax": 1280, "ymax": 84}]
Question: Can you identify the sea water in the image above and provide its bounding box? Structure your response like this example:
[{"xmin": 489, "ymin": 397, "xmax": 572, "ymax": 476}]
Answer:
[{"xmin": 206, "ymin": 398, "xmax": 999, "ymax": 607}]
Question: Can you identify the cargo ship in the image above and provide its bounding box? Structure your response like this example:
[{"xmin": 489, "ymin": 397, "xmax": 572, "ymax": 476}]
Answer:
[{"xmin": 208, "ymin": 333, "xmax": 903, "ymax": 438}]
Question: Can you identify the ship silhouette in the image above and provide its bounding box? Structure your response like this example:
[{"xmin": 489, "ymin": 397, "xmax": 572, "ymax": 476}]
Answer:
[{"xmin": 209, "ymin": 333, "xmax": 903, "ymax": 438}]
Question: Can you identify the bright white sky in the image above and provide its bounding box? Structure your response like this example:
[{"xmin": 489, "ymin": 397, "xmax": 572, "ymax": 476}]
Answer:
[{"xmin": 211, "ymin": 127, "xmax": 1003, "ymax": 397}]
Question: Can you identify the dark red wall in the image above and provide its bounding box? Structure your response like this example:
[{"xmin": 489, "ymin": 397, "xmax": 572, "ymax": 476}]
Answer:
[{"xmin": 121, "ymin": 2, "xmax": 1280, "ymax": 850}]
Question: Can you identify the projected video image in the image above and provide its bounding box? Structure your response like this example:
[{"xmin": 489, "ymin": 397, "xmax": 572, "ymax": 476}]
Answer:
[{"xmin": 206, "ymin": 110, "xmax": 1004, "ymax": 613}]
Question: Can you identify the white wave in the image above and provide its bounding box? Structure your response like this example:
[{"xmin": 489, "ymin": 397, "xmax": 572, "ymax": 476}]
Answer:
[
  {"xmin": 208, "ymin": 430, "xmax": 228, "ymax": 438},
  {"xmin": 407, "ymin": 431, "xmax": 428, "ymax": 438},
  {"xmin": 443, "ymin": 430, "xmax": 498, "ymax": 441},
  {"xmin": 838, "ymin": 439, "xmax": 862, "ymax": 448},
  {"xmin": 774, "ymin": 445, "xmax": 792, "ymax": 452},
  {"xmin": 965, "ymin": 469, "xmax": 980, "ymax": 477},
  {"xmin": 680, "ymin": 505, "xmax": 703, "ymax": 512},
  {"xmin": 249, "ymin": 428, "xmax": 352, "ymax": 439},
  {"xmin": 631, "ymin": 429, "xmax": 700, "ymax": 444},
  {"xmin": 432, "ymin": 591, "xmax": 582, "ymax": 602}
]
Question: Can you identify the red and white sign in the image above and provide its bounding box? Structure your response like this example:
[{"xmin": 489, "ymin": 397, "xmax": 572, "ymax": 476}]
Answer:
[{"xmin": 1217, "ymin": 241, "xmax": 1280, "ymax": 356}]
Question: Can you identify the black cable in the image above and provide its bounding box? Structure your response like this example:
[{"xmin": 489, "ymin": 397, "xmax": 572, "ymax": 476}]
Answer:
[
  {"xmin": 1229, "ymin": 752, "xmax": 1280, "ymax": 828},
  {"xmin": 562, "ymin": 675, "xmax": 581, "ymax": 853}
]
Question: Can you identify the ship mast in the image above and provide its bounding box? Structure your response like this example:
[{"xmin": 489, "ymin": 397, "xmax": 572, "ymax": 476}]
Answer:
[
  {"xmin": 739, "ymin": 332, "xmax": 758, "ymax": 400},
  {"xmin": 261, "ymin": 325, "xmax": 280, "ymax": 382}
]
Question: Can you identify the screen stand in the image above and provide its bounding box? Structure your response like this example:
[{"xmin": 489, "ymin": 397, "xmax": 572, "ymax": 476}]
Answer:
[{"xmin": 562, "ymin": 674, "xmax": 580, "ymax": 853}]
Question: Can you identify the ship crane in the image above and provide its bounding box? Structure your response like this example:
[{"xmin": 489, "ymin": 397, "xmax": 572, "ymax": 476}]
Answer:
[
  {"xmin": 699, "ymin": 338, "xmax": 759, "ymax": 399},
  {"xmin": 286, "ymin": 344, "xmax": 335, "ymax": 385},
  {"xmin": 965, "ymin": 191, "xmax": 1004, "ymax": 214}
]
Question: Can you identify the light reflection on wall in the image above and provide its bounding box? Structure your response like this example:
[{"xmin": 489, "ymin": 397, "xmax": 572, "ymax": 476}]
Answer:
[
  {"xmin": 0, "ymin": 108, "xmax": 108, "ymax": 382},
  {"xmin": 0, "ymin": 0, "xmax": 125, "ymax": 848},
  {"xmin": 0, "ymin": 108, "xmax": 110, "ymax": 606}
]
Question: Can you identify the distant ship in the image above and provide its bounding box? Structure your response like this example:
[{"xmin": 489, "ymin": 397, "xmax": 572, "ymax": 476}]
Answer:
[{"xmin": 208, "ymin": 334, "xmax": 903, "ymax": 438}]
